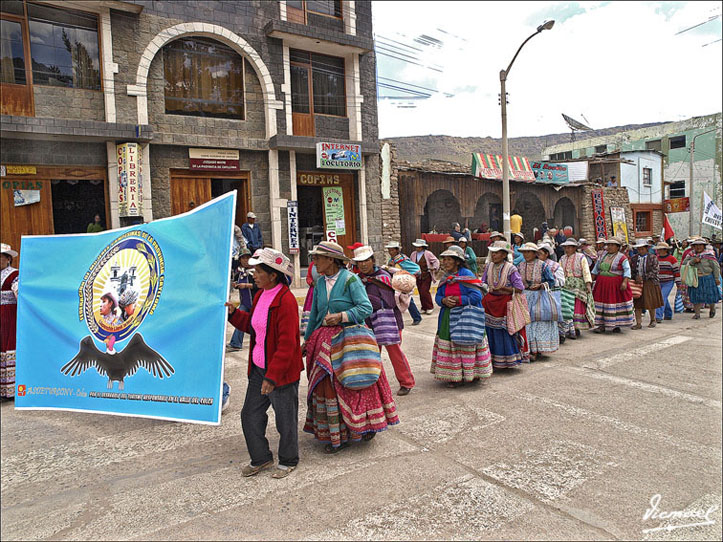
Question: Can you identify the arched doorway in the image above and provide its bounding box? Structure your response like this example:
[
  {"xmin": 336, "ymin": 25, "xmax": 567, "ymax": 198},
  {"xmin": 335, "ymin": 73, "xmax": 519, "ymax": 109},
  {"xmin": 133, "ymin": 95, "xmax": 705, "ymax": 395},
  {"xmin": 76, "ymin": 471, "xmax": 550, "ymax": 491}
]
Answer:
[
  {"xmin": 473, "ymin": 193, "xmax": 502, "ymax": 232},
  {"xmin": 424, "ymin": 190, "xmax": 461, "ymax": 234},
  {"xmin": 553, "ymin": 197, "xmax": 577, "ymax": 235},
  {"xmin": 513, "ymin": 192, "xmax": 546, "ymax": 239}
]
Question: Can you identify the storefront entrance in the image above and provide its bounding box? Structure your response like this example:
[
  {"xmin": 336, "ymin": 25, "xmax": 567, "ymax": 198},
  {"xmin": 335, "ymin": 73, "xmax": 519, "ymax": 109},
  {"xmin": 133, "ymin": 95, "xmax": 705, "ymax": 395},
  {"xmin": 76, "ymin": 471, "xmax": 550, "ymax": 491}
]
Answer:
[
  {"xmin": 1, "ymin": 166, "xmax": 108, "ymax": 258},
  {"xmin": 297, "ymin": 171, "xmax": 357, "ymax": 266},
  {"xmin": 170, "ymin": 170, "xmax": 250, "ymax": 228}
]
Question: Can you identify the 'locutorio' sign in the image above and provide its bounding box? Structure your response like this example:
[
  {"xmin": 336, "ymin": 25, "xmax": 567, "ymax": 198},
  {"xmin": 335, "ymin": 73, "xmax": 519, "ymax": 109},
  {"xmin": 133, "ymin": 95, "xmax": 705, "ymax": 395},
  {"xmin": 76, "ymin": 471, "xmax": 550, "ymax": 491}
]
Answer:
[{"xmin": 316, "ymin": 142, "xmax": 362, "ymax": 170}]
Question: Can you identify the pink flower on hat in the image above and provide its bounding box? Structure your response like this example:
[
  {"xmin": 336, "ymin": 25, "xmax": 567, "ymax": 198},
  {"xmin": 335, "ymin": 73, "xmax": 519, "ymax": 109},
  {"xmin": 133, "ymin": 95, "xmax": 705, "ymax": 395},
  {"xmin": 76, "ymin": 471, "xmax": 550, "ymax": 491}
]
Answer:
[{"xmin": 275, "ymin": 256, "xmax": 283, "ymax": 265}]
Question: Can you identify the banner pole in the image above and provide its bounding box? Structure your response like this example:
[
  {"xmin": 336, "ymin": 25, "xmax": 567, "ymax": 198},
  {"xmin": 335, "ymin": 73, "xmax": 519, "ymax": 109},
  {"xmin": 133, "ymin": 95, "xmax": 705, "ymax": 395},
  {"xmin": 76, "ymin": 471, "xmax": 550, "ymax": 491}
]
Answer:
[{"xmin": 699, "ymin": 190, "xmax": 704, "ymax": 236}]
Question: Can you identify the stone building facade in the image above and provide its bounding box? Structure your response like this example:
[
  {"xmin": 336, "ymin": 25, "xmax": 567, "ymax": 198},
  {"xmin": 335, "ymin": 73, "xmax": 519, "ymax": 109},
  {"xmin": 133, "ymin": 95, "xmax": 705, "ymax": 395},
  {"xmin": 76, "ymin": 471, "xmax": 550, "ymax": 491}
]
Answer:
[{"xmin": 1, "ymin": 0, "xmax": 380, "ymax": 285}]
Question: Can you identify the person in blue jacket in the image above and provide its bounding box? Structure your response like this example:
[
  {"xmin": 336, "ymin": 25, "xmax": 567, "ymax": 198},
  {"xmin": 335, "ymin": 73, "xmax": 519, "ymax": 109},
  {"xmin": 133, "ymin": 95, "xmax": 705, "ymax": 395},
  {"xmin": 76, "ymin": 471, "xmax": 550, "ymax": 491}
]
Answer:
[
  {"xmin": 242, "ymin": 212, "xmax": 264, "ymax": 253},
  {"xmin": 512, "ymin": 233, "xmax": 525, "ymax": 266}
]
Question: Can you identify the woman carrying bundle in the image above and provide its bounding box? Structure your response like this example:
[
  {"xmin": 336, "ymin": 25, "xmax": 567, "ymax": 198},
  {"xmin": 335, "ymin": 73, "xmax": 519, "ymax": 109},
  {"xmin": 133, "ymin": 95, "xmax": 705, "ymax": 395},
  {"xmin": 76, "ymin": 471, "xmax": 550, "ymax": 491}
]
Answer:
[
  {"xmin": 559, "ymin": 239, "xmax": 595, "ymax": 338},
  {"xmin": 517, "ymin": 243, "xmax": 560, "ymax": 360},
  {"xmin": 430, "ymin": 245, "xmax": 492, "ymax": 388}
]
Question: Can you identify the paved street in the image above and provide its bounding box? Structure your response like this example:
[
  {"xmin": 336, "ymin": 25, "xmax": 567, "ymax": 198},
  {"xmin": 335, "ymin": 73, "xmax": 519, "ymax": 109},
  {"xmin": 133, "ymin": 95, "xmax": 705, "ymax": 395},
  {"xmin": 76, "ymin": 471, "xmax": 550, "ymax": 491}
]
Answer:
[{"xmin": 1, "ymin": 306, "xmax": 721, "ymax": 541}]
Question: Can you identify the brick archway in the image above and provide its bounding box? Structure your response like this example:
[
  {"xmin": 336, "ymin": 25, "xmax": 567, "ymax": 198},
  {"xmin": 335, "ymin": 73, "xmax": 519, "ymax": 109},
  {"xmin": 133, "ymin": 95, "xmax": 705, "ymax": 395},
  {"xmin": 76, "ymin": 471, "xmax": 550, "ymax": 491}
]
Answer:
[{"xmin": 127, "ymin": 22, "xmax": 283, "ymax": 138}]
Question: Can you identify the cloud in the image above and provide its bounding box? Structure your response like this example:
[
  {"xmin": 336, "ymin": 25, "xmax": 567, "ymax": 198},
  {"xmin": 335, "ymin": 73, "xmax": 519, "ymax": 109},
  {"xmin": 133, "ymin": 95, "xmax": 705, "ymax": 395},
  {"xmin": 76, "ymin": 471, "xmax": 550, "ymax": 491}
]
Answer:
[{"xmin": 373, "ymin": 1, "xmax": 723, "ymax": 139}]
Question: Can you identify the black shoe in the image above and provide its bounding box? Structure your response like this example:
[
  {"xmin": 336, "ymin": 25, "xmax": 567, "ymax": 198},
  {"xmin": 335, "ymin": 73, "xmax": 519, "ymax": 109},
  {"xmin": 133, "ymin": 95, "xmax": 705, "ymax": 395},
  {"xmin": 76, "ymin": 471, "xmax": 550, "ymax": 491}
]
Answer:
[
  {"xmin": 559, "ymin": 335, "xmax": 566, "ymax": 344},
  {"xmin": 412, "ymin": 320, "xmax": 422, "ymax": 326}
]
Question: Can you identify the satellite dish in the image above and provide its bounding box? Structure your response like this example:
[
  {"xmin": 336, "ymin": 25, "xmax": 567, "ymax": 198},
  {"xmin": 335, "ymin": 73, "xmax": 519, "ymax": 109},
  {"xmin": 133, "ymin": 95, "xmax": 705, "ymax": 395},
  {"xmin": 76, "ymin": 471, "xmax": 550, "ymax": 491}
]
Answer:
[
  {"xmin": 562, "ymin": 113, "xmax": 593, "ymax": 131},
  {"xmin": 562, "ymin": 113, "xmax": 593, "ymax": 143}
]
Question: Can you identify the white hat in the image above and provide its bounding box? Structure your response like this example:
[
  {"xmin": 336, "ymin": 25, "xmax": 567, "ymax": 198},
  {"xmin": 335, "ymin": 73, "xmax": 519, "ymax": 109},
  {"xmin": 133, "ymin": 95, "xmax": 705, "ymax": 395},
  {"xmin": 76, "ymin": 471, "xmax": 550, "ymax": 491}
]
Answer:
[
  {"xmin": 411, "ymin": 238, "xmax": 428, "ymax": 247},
  {"xmin": 488, "ymin": 231, "xmax": 504, "ymax": 240},
  {"xmin": 439, "ymin": 245, "xmax": 466, "ymax": 260},
  {"xmin": 385, "ymin": 241, "xmax": 401, "ymax": 249},
  {"xmin": 632, "ymin": 239, "xmax": 649, "ymax": 249},
  {"xmin": 537, "ymin": 243, "xmax": 553, "ymax": 254},
  {"xmin": 511, "ymin": 232, "xmax": 524, "ymax": 240},
  {"xmin": 519, "ymin": 242, "xmax": 540, "ymax": 252},
  {"xmin": 488, "ymin": 241, "xmax": 512, "ymax": 254},
  {"xmin": 560, "ymin": 238, "xmax": 579, "ymax": 247},
  {"xmin": 579, "ymin": 238, "xmax": 590, "ymax": 245},
  {"xmin": 1, "ymin": 243, "xmax": 18, "ymax": 258},
  {"xmin": 458, "ymin": 237, "xmax": 468, "ymax": 243},
  {"xmin": 248, "ymin": 248, "xmax": 293, "ymax": 276},
  {"xmin": 351, "ymin": 245, "xmax": 375, "ymax": 262},
  {"xmin": 247, "ymin": 212, "xmax": 257, "ymax": 219},
  {"xmin": 690, "ymin": 238, "xmax": 707, "ymax": 246}
]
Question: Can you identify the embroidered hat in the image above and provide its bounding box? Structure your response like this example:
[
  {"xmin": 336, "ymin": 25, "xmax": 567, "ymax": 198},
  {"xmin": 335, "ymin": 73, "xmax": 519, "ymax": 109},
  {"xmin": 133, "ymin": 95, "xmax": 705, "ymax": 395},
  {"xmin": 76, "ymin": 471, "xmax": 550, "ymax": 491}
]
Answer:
[
  {"xmin": 488, "ymin": 231, "xmax": 505, "ymax": 240},
  {"xmin": 439, "ymin": 245, "xmax": 466, "ymax": 261},
  {"xmin": 560, "ymin": 238, "xmax": 579, "ymax": 247},
  {"xmin": 606, "ymin": 236, "xmax": 624, "ymax": 245},
  {"xmin": 519, "ymin": 242, "xmax": 540, "ymax": 252},
  {"xmin": 384, "ymin": 240, "xmax": 401, "ymax": 249},
  {"xmin": 351, "ymin": 245, "xmax": 375, "ymax": 262},
  {"xmin": 248, "ymin": 247, "xmax": 293, "ymax": 276},
  {"xmin": 1, "ymin": 243, "xmax": 18, "ymax": 258},
  {"xmin": 579, "ymin": 238, "xmax": 590, "ymax": 245},
  {"xmin": 412, "ymin": 238, "xmax": 428, "ymax": 247},
  {"xmin": 118, "ymin": 288, "xmax": 139, "ymax": 307},
  {"xmin": 596, "ymin": 237, "xmax": 607, "ymax": 244},
  {"xmin": 488, "ymin": 241, "xmax": 512, "ymax": 254},
  {"xmin": 537, "ymin": 243, "xmax": 554, "ymax": 254},
  {"xmin": 309, "ymin": 241, "xmax": 350, "ymax": 262}
]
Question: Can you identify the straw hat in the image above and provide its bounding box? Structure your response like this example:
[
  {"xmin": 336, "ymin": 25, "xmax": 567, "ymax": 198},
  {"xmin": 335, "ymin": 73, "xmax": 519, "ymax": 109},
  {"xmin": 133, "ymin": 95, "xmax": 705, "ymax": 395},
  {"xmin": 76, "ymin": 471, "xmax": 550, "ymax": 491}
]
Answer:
[
  {"xmin": 560, "ymin": 238, "xmax": 579, "ymax": 247},
  {"xmin": 411, "ymin": 238, "xmax": 428, "ymax": 247},
  {"xmin": 442, "ymin": 236, "xmax": 456, "ymax": 244},
  {"xmin": 351, "ymin": 245, "xmax": 375, "ymax": 262},
  {"xmin": 248, "ymin": 247, "xmax": 294, "ymax": 276},
  {"xmin": 1, "ymin": 243, "xmax": 18, "ymax": 258},
  {"xmin": 488, "ymin": 231, "xmax": 505, "ymax": 240},
  {"xmin": 690, "ymin": 238, "xmax": 707, "ymax": 246},
  {"xmin": 384, "ymin": 240, "xmax": 401, "ymax": 249},
  {"xmin": 655, "ymin": 242, "xmax": 671, "ymax": 250},
  {"xmin": 488, "ymin": 241, "xmax": 512, "ymax": 253},
  {"xmin": 308, "ymin": 241, "xmax": 350, "ymax": 262},
  {"xmin": 519, "ymin": 242, "xmax": 540, "ymax": 252},
  {"xmin": 439, "ymin": 245, "xmax": 466, "ymax": 261},
  {"xmin": 606, "ymin": 236, "xmax": 623, "ymax": 245}
]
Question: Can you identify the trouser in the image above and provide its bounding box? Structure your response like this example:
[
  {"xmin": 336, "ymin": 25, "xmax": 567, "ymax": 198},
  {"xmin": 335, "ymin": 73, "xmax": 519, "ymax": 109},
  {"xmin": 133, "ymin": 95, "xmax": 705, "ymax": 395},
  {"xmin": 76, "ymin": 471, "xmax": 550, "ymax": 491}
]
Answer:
[
  {"xmin": 381, "ymin": 333, "xmax": 415, "ymax": 389},
  {"xmin": 408, "ymin": 298, "xmax": 422, "ymax": 322},
  {"xmin": 229, "ymin": 303, "xmax": 250, "ymax": 348},
  {"xmin": 241, "ymin": 364, "xmax": 299, "ymax": 467},
  {"xmin": 416, "ymin": 272, "xmax": 434, "ymax": 311},
  {"xmin": 655, "ymin": 281, "xmax": 675, "ymax": 320}
]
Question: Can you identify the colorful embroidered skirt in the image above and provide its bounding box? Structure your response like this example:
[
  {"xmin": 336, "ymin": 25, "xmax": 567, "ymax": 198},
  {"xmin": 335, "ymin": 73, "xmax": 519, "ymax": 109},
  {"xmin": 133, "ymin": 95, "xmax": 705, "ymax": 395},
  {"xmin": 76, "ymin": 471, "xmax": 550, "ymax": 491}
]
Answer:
[
  {"xmin": 430, "ymin": 307, "xmax": 492, "ymax": 382},
  {"xmin": 525, "ymin": 321, "xmax": 559, "ymax": 354},
  {"xmin": 304, "ymin": 326, "xmax": 399, "ymax": 449},
  {"xmin": 561, "ymin": 276, "xmax": 595, "ymax": 330},
  {"xmin": 593, "ymin": 275, "xmax": 634, "ymax": 330},
  {"xmin": 689, "ymin": 274, "xmax": 721, "ymax": 305},
  {"xmin": 481, "ymin": 293, "xmax": 525, "ymax": 368}
]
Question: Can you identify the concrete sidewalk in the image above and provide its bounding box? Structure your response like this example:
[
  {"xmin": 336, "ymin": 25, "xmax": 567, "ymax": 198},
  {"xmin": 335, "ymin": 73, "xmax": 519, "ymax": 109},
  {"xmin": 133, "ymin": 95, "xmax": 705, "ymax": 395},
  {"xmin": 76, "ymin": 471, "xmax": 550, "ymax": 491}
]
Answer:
[{"xmin": 1, "ymin": 308, "xmax": 721, "ymax": 540}]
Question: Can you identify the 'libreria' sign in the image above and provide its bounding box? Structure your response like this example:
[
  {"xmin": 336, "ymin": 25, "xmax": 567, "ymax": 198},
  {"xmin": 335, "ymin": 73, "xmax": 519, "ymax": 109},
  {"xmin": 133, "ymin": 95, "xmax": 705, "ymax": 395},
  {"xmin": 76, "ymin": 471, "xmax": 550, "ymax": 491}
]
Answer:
[{"xmin": 316, "ymin": 142, "xmax": 362, "ymax": 170}]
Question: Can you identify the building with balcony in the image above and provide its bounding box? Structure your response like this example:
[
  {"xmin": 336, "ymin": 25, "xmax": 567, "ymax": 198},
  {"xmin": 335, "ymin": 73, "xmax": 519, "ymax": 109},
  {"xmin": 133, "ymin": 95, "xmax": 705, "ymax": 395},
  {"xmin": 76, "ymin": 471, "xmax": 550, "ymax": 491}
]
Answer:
[{"xmin": 1, "ymin": 0, "xmax": 380, "ymax": 285}]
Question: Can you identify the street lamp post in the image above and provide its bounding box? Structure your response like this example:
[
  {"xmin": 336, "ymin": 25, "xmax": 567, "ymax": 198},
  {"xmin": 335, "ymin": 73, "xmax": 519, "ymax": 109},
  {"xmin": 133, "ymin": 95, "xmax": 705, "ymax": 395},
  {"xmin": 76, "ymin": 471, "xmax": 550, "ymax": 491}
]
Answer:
[{"xmin": 500, "ymin": 20, "xmax": 554, "ymax": 241}]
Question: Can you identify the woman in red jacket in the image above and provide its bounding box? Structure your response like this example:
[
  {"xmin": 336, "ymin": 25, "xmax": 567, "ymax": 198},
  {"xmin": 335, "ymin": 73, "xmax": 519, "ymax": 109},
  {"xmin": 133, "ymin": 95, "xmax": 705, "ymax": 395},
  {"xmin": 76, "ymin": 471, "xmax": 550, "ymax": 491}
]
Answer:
[{"xmin": 225, "ymin": 248, "xmax": 303, "ymax": 479}]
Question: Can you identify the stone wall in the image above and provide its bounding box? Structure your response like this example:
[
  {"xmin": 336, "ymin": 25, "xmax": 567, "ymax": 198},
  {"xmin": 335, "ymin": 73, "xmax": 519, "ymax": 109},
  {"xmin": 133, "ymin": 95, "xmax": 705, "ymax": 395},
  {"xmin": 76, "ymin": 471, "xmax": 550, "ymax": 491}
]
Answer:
[
  {"xmin": 33, "ymin": 87, "xmax": 105, "ymax": 122},
  {"xmin": 380, "ymin": 142, "xmax": 401, "ymax": 249},
  {"xmin": 0, "ymin": 139, "xmax": 106, "ymax": 166},
  {"xmin": 580, "ymin": 186, "xmax": 634, "ymax": 242}
]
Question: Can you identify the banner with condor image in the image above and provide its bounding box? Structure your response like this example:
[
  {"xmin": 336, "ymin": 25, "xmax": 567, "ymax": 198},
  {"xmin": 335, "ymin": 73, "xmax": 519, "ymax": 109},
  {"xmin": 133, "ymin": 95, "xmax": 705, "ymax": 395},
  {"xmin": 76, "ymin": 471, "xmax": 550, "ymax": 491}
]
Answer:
[{"xmin": 14, "ymin": 192, "xmax": 236, "ymax": 425}]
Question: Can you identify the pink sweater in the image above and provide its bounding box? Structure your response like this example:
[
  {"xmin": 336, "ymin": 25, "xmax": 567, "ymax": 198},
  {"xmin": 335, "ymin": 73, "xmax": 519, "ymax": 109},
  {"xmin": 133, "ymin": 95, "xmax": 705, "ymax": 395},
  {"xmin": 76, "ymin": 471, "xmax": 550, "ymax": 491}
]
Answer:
[{"xmin": 251, "ymin": 283, "xmax": 283, "ymax": 368}]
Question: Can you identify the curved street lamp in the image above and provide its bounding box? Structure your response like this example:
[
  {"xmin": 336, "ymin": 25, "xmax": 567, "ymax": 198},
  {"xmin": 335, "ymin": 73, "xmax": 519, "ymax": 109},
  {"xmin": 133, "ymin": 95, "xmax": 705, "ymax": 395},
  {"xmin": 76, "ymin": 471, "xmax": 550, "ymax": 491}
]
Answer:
[{"xmin": 500, "ymin": 20, "xmax": 555, "ymax": 240}]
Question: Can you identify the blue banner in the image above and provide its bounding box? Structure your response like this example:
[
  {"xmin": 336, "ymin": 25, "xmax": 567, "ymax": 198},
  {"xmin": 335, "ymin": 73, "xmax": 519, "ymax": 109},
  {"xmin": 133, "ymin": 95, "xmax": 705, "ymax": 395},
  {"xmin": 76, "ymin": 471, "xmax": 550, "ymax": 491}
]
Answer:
[
  {"xmin": 14, "ymin": 192, "xmax": 236, "ymax": 425},
  {"xmin": 531, "ymin": 161, "xmax": 569, "ymax": 183}
]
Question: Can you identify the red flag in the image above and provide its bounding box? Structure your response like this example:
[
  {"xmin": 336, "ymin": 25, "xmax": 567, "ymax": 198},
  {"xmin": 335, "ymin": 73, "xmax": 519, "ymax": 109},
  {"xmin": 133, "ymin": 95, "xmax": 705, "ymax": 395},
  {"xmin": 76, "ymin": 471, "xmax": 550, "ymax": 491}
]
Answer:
[{"xmin": 662, "ymin": 214, "xmax": 675, "ymax": 241}]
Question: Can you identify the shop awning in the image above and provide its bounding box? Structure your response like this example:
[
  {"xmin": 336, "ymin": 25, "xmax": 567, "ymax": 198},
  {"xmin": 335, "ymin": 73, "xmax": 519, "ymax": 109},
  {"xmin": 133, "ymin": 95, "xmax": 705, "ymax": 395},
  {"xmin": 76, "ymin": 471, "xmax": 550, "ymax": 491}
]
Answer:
[{"xmin": 471, "ymin": 153, "xmax": 535, "ymax": 182}]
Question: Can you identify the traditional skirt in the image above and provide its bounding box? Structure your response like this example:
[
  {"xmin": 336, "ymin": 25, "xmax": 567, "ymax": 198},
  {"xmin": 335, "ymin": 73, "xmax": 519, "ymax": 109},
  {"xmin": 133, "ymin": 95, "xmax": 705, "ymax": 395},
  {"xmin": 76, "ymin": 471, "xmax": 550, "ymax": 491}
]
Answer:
[
  {"xmin": 523, "ymin": 288, "xmax": 559, "ymax": 354},
  {"xmin": 304, "ymin": 325, "xmax": 399, "ymax": 449},
  {"xmin": 481, "ymin": 293, "xmax": 526, "ymax": 368},
  {"xmin": 593, "ymin": 275, "xmax": 634, "ymax": 330},
  {"xmin": 633, "ymin": 280, "xmax": 664, "ymax": 311},
  {"xmin": 689, "ymin": 274, "xmax": 722, "ymax": 305},
  {"xmin": 561, "ymin": 276, "xmax": 595, "ymax": 331},
  {"xmin": 430, "ymin": 308, "xmax": 492, "ymax": 382},
  {"xmin": 0, "ymin": 302, "xmax": 17, "ymax": 399}
]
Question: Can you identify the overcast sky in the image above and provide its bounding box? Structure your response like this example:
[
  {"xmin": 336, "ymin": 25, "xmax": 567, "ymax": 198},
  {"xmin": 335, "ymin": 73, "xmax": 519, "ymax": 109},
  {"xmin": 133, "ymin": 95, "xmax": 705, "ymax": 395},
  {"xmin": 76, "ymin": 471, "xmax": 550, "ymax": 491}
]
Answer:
[{"xmin": 372, "ymin": 1, "xmax": 723, "ymax": 139}]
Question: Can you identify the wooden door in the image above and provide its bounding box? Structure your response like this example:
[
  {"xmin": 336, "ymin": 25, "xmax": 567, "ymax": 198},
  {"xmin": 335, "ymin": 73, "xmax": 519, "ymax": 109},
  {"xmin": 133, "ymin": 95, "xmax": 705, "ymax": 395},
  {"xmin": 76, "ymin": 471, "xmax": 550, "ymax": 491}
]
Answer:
[
  {"xmin": 1, "ymin": 179, "xmax": 54, "ymax": 260},
  {"xmin": 290, "ymin": 63, "xmax": 314, "ymax": 136},
  {"xmin": 170, "ymin": 177, "xmax": 212, "ymax": 215}
]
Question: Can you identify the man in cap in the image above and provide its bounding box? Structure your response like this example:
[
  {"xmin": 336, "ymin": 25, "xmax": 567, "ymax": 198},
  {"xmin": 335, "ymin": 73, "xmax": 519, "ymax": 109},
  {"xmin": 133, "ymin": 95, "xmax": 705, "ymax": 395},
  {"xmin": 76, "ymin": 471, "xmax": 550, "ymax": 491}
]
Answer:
[
  {"xmin": 410, "ymin": 238, "xmax": 440, "ymax": 314},
  {"xmin": 242, "ymin": 212, "xmax": 264, "ymax": 253},
  {"xmin": 384, "ymin": 241, "xmax": 423, "ymax": 325}
]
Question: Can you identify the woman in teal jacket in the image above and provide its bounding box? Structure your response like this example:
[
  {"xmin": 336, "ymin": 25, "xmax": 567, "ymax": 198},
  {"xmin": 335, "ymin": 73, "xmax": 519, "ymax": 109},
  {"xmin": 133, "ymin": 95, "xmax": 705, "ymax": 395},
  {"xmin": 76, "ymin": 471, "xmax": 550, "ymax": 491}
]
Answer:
[{"xmin": 302, "ymin": 241, "xmax": 399, "ymax": 453}]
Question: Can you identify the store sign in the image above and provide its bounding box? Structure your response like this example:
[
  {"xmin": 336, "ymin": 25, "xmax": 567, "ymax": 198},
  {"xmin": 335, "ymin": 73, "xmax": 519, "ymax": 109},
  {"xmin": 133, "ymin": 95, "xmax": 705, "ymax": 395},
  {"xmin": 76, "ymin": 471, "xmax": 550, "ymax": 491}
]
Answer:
[
  {"xmin": 322, "ymin": 186, "xmax": 346, "ymax": 235},
  {"xmin": 664, "ymin": 197, "xmax": 690, "ymax": 213},
  {"xmin": 117, "ymin": 143, "xmax": 143, "ymax": 217},
  {"xmin": 530, "ymin": 161, "xmax": 589, "ymax": 184},
  {"xmin": 609, "ymin": 206, "xmax": 629, "ymax": 243},
  {"xmin": 1, "ymin": 165, "xmax": 37, "ymax": 176},
  {"xmin": 591, "ymin": 189, "xmax": 608, "ymax": 240},
  {"xmin": 316, "ymin": 142, "xmax": 362, "ymax": 170},
  {"xmin": 287, "ymin": 200, "xmax": 299, "ymax": 254},
  {"xmin": 189, "ymin": 148, "xmax": 240, "ymax": 171},
  {"xmin": 298, "ymin": 172, "xmax": 342, "ymax": 186}
]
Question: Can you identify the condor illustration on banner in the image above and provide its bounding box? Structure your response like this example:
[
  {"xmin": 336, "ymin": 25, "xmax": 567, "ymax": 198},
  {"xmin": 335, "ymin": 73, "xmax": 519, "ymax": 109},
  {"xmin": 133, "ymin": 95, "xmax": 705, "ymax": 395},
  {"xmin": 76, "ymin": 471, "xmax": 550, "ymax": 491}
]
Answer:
[{"xmin": 15, "ymin": 192, "xmax": 236, "ymax": 425}]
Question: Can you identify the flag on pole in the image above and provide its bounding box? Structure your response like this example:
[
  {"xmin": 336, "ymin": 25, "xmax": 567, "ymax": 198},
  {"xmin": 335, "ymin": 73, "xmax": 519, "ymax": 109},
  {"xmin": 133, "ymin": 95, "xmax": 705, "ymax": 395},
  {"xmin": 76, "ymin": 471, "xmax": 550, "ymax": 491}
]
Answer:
[
  {"xmin": 661, "ymin": 213, "xmax": 675, "ymax": 241},
  {"xmin": 701, "ymin": 191, "xmax": 722, "ymax": 230}
]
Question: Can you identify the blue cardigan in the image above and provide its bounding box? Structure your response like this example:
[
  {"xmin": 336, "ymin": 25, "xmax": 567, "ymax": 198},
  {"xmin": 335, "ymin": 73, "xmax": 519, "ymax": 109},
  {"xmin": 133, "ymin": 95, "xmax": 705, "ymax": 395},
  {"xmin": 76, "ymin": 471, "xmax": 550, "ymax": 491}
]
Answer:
[
  {"xmin": 435, "ymin": 267, "xmax": 483, "ymax": 328},
  {"xmin": 304, "ymin": 268, "xmax": 373, "ymax": 341}
]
